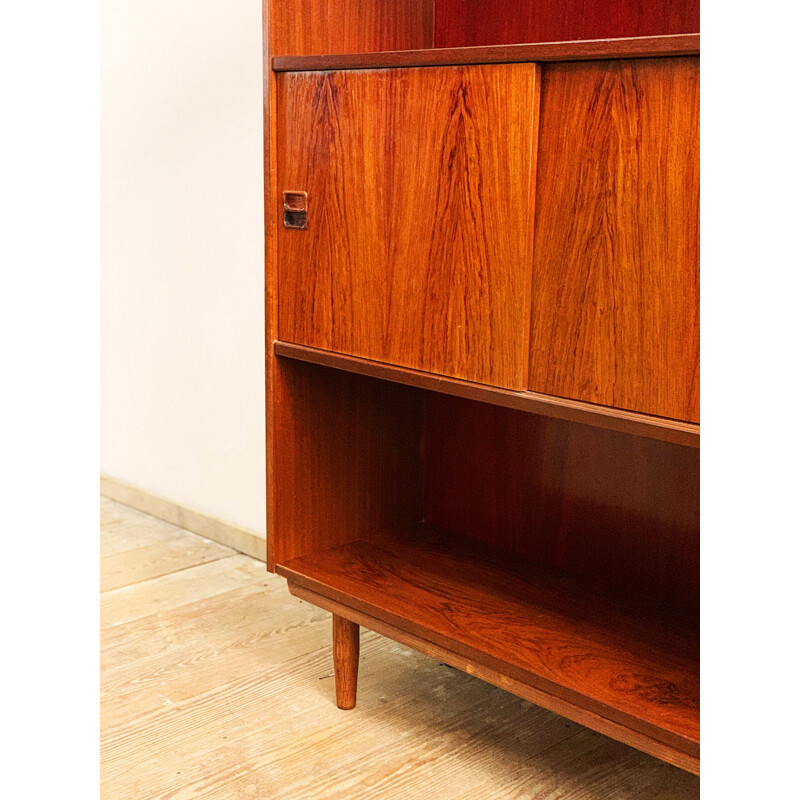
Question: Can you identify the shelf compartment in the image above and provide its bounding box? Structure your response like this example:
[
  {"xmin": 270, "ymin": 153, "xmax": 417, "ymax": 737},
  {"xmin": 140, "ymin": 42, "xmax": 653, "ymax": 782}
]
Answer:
[
  {"xmin": 274, "ymin": 342, "xmax": 699, "ymax": 447},
  {"xmin": 272, "ymin": 33, "xmax": 699, "ymax": 72},
  {"xmin": 277, "ymin": 523, "xmax": 699, "ymax": 769}
]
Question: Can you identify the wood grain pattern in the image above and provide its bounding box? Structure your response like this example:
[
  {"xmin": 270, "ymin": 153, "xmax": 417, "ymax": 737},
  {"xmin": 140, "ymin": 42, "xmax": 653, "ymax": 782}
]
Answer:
[
  {"xmin": 277, "ymin": 63, "xmax": 539, "ymax": 389},
  {"xmin": 100, "ymin": 536, "xmax": 234, "ymax": 592},
  {"xmin": 269, "ymin": 0, "xmax": 433, "ymax": 56},
  {"xmin": 102, "ymin": 500, "xmax": 700, "ymax": 796},
  {"xmin": 434, "ymin": 0, "xmax": 699, "ymax": 48},
  {"xmin": 270, "ymin": 359, "xmax": 424, "ymax": 567},
  {"xmin": 264, "ymin": 0, "xmax": 280, "ymax": 574},
  {"xmin": 100, "ymin": 555, "xmax": 267, "ymax": 629},
  {"xmin": 274, "ymin": 342, "xmax": 700, "ymax": 447},
  {"xmin": 265, "ymin": 6, "xmax": 434, "ymax": 580},
  {"xmin": 291, "ymin": 584, "xmax": 699, "ymax": 774},
  {"xmin": 100, "ymin": 497, "xmax": 185, "ymax": 557},
  {"xmin": 332, "ymin": 615, "xmax": 360, "ymax": 709},
  {"xmin": 278, "ymin": 525, "xmax": 699, "ymax": 757},
  {"xmin": 264, "ymin": 0, "xmax": 702, "ymax": 777},
  {"xmin": 272, "ymin": 34, "xmax": 700, "ymax": 71},
  {"xmin": 423, "ymin": 393, "xmax": 700, "ymax": 621},
  {"xmin": 529, "ymin": 58, "xmax": 700, "ymax": 422},
  {"xmin": 101, "ymin": 586, "xmax": 329, "ymax": 729}
]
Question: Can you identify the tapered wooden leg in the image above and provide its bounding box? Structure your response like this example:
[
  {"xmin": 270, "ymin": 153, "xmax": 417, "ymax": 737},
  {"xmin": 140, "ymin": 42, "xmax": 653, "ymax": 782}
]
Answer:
[{"xmin": 332, "ymin": 614, "xmax": 359, "ymax": 709}]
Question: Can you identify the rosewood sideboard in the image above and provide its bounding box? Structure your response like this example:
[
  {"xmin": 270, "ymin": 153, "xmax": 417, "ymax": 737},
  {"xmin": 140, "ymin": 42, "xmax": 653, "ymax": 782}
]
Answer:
[{"xmin": 263, "ymin": 0, "xmax": 700, "ymax": 774}]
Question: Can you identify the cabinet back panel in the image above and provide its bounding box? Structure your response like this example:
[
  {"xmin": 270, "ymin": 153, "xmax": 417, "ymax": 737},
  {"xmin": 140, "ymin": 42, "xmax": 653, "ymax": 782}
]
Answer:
[
  {"xmin": 423, "ymin": 393, "xmax": 699, "ymax": 622},
  {"xmin": 434, "ymin": 0, "xmax": 699, "ymax": 48},
  {"xmin": 276, "ymin": 64, "xmax": 539, "ymax": 389},
  {"xmin": 529, "ymin": 58, "xmax": 699, "ymax": 422},
  {"xmin": 270, "ymin": 359, "xmax": 424, "ymax": 566},
  {"xmin": 270, "ymin": 0, "xmax": 433, "ymax": 56}
]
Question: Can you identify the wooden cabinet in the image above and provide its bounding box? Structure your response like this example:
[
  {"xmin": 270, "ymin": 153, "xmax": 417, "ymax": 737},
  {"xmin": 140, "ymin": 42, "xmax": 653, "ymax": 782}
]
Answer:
[
  {"xmin": 276, "ymin": 55, "xmax": 700, "ymax": 413},
  {"xmin": 277, "ymin": 64, "xmax": 539, "ymax": 388},
  {"xmin": 264, "ymin": 0, "xmax": 700, "ymax": 777}
]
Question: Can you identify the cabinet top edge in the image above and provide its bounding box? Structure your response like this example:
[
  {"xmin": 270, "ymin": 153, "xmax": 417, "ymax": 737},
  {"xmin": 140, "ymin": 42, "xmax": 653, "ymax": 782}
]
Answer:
[{"xmin": 271, "ymin": 34, "xmax": 699, "ymax": 73}]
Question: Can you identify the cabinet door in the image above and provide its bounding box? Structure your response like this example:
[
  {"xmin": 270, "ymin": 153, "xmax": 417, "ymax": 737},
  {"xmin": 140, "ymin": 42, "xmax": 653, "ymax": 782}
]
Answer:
[
  {"xmin": 529, "ymin": 58, "xmax": 699, "ymax": 422},
  {"xmin": 276, "ymin": 64, "xmax": 539, "ymax": 389}
]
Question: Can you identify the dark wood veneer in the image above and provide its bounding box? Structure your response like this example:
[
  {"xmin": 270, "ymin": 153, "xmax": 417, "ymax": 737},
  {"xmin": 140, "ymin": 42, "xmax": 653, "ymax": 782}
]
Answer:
[
  {"xmin": 268, "ymin": 359, "xmax": 423, "ymax": 569},
  {"xmin": 274, "ymin": 342, "xmax": 700, "ymax": 447},
  {"xmin": 424, "ymin": 394, "xmax": 699, "ymax": 621},
  {"xmin": 291, "ymin": 581, "xmax": 700, "ymax": 773},
  {"xmin": 278, "ymin": 526, "xmax": 699, "ymax": 759},
  {"xmin": 277, "ymin": 63, "xmax": 538, "ymax": 388},
  {"xmin": 529, "ymin": 57, "xmax": 700, "ymax": 421},
  {"xmin": 270, "ymin": 0, "xmax": 433, "ymax": 56},
  {"xmin": 264, "ymin": 1, "xmax": 700, "ymax": 775},
  {"xmin": 272, "ymin": 34, "xmax": 699, "ymax": 71},
  {"xmin": 434, "ymin": 0, "xmax": 699, "ymax": 48}
]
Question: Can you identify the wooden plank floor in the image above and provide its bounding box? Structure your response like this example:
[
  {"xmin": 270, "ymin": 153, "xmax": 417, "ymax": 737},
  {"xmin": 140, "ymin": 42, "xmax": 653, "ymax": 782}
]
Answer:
[{"xmin": 100, "ymin": 498, "xmax": 700, "ymax": 799}]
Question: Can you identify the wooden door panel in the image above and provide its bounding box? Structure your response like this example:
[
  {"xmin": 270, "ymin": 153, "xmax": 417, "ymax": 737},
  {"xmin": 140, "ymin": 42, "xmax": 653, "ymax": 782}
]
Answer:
[
  {"xmin": 277, "ymin": 64, "xmax": 539, "ymax": 389},
  {"xmin": 529, "ymin": 58, "xmax": 699, "ymax": 422}
]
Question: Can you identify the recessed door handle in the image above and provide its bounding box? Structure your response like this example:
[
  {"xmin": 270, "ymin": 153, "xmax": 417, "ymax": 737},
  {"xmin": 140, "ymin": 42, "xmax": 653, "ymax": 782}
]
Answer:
[{"xmin": 283, "ymin": 190, "xmax": 307, "ymax": 229}]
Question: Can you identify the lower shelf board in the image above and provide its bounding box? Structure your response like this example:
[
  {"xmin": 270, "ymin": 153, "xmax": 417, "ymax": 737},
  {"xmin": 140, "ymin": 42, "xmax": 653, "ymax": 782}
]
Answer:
[{"xmin": 277, "ymin": 524, "xmax": 699, "ymax": 773}]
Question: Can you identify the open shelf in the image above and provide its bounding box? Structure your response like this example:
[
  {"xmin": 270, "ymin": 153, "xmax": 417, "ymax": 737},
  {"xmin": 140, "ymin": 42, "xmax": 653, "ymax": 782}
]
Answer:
[
  {"xmin": 272, "ymin": 33, "xmax": 699, "ymax": 71},
  {"xmin": 274, "ymin": 342, "xmax": 699, "ymax": 447},
  {"xmin": 277, "ymin": 523, "xmax": 699, "ymax": 766}
]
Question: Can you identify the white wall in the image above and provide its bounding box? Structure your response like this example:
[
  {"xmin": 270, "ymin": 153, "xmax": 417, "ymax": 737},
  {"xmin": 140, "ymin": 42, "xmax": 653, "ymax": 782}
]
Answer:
[{"xmin": 101, "ymin": 0, "xmax": 266, "ymax": 535}]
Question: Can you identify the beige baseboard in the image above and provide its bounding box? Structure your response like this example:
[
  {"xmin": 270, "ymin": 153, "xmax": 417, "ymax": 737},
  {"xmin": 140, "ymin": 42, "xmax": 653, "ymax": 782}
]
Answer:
[{"xmin": 100, "ymin": 475, "xmax": 266, "ymax": 562}]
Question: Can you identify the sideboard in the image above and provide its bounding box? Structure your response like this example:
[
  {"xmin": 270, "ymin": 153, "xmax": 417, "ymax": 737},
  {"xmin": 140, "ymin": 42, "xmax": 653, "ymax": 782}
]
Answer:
[{"xmin": 263, "ymin": 0, "xmax": 700, "ymax": 775}]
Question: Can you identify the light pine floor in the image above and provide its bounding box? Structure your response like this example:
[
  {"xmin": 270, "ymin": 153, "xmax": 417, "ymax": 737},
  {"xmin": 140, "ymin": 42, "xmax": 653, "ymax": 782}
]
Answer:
[{"xmin": 100, "ymin": 498, "xmax": 700, "ymax": 800}]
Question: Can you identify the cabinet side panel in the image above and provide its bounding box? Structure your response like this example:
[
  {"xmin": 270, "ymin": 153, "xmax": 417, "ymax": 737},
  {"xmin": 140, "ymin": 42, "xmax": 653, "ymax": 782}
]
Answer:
[
  {"xmin": 264, "ymin": 1, "xmax": 279, "ymax": 570},
  {"xmin": 271, "ymin": 360, "xmax": 424, "ymax": 565},
  {"xmin": 529, "ymin": 57, "xmax": 699, "ymax": 422},
  {"xmin": 270, "ymin": 0, "xmax": 433, "ymax": 56},
  {"xmin": 423, "ymin": 394, "xmax": 700, "ymax": 622},
  {"xmin": 277, "ymin": 64, "xmax": 538, "ymax": 389},
  {"xmin": 434, "ymin": 0, "xmax": 699, "ymax": 47}
]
